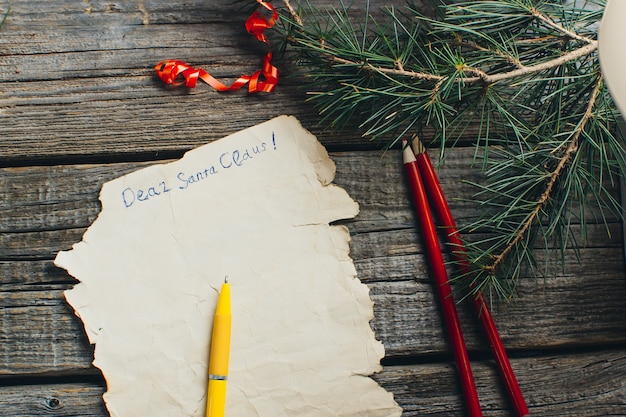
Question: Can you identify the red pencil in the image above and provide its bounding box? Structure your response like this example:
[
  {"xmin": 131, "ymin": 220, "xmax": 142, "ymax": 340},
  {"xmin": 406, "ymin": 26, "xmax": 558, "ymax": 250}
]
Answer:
[
  {"xmin": 411, "ymin": 137, "xmax": 529, "ymax": 417},
  {"xmin": 402, "ymin": 140, "xmax": 483, "ymax": 417}
]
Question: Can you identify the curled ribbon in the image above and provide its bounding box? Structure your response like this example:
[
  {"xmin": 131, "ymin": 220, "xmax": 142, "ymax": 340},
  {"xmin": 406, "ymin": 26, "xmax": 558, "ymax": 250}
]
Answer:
[{"xmin": 155, "ymin": 0, "xmax": 278, "ymax": 93}]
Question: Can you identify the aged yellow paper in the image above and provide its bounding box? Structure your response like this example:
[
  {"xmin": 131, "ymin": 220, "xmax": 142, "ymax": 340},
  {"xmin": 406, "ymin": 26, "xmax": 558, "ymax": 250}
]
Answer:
[{"xmin": 55, "ymin": 116, "xmax": 402, "ymax": 417}]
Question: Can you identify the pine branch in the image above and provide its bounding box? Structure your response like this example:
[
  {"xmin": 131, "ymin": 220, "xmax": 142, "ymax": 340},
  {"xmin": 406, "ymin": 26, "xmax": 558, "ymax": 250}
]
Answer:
[
  {"xmin": 477, "ymin": 41, "xmax": 597, "ymax": 83},
  {"xmin": 483, "ymin": 75, "xmax": 604, "ymax": 275},
  {"xmin": 282, "ymin": 0, "xmax": 302, "ymax": 25},
  {"xmin": 273, "ymin": 0, "xmax": 607, "ymax": 143},
  {"xmin": 298, "ymin": 38, "xmax": 597, "ymax": 85},
  {"xmin": 272, "ymin": 0, "xmax": 624, "ymax": 302},
  {"xmin": 529, "ymin": 6, "xmax": 595, "ymax": 44},
  {"xmin": 280, "ymin": 0, "xmax": 598, "ymax": 83}
]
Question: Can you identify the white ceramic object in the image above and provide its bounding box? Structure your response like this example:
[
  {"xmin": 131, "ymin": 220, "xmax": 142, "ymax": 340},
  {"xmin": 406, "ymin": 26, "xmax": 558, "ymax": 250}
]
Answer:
[{"xmin": 599, "ymin": 0, "xmax": 626, "ymax": 115}]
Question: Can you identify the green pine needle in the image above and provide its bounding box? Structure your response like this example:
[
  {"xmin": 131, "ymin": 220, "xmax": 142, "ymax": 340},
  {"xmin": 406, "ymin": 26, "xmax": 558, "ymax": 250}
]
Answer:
[
  {"xmin": 0, "ymin": 5, "xmax": 8, "ymax": 29},
  {"xmin": 272, "ymin": 0, "xmax": 624, "ymax": 303}
]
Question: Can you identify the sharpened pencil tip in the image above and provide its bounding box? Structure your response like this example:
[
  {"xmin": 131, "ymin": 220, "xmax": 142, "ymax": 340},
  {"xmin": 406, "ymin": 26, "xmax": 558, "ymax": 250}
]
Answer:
[
  {"xmin": 411, "ymin": 134, "xmax": 426, "ymax": 155},
  {"xmin": 402, "ymin": 139, "xmax": 416, "ymax": 163}
]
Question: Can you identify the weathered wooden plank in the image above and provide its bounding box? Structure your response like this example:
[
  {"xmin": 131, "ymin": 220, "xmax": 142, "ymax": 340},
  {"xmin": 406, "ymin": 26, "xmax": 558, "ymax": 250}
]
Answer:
[
  {"xmin": 1, "ymin": 0, "xmax": 417, "ymax": 31},
  {"xmin": 0, "ymin": 0, "xmax": 425, "ymax": 84},
  {"xmin": 0, "ymin": 0, "xmax": 437, "ymax": 162},
  {"xmin": 1, "ymin": 82, "xmax": 403, "ymax": 162},
  {"xmin": 0, "ymin": 76, "xmax": 482, "ymax": 161},
  {"xmin": 1, "ymin": 349, "xmax": 625, "ymax": 416},
  {"xmin": 0, "ymin": 1, "xmax": 332, "ymax": 160},
  {"xmin": 0, "ymin": 84, "xmax": 331, "ymax": 163},
  {"xmin": 368, "ymin": 246, "xmax": 626, "ymax": 355},
  {"xmin": 0, "ymin": 292, "xmax": 94, "ymax": 376},
  {"xmin": 0, "ymin": 381, "xmax": 107, "ymax": 417},
  {"xmin": 374, "ymin": 349, "xmax": 626, "ymax": 416}
]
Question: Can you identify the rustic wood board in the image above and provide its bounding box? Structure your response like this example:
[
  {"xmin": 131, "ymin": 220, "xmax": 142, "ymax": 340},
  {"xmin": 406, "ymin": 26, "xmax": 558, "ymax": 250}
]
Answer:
[
  {"xmin": 2, "ymin": 350, "xmax": 625, "ymax": 416},
  {"xmin": 0, "ymin": 0, "xmax": 448, "ymax": 164},
  {"xmin": 1, "ymin": 0, "xmax": 625, "ymax": 415},
  {"xmin": 1, "ymin": 151, "xmax": 624, "ymax": 366}
]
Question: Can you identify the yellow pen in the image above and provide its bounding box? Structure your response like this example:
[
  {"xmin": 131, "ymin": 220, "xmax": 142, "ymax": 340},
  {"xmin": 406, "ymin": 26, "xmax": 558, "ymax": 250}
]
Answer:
[{"xmin": 206, "ymin": 278, "xmax": 231, "ymax": 417}]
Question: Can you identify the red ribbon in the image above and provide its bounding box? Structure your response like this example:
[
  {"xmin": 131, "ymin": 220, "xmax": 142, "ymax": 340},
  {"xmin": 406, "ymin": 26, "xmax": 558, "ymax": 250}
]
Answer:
[{"xmin": 154, "ymin": 0, "xmax": 278, "ymax": 93}]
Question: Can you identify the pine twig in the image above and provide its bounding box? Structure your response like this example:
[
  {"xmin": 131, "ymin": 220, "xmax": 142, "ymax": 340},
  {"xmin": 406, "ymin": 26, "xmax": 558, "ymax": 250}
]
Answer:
[
  {"xmin": 281, "ymin": 0, "xmax": 302, "ymax": 26},
  {"xmin": 459, "ymin": 39, "xmax": 523, "ymax": 69},
  {"xmin": 0, "ymin": 4, "xmax": 9, "ymax": 29},
  {"xmin": 297, "ymin": 38, "xmax": 597, "ymax": 86},
  {"xmin": 529, "ymin": 6, "xmax": 595, "ymax": 44},
  {"xmin": 479, "ymin": 41, "xmax": 597, "ymax": 84},
  {"xmin": 483, "ymin": 75, "xmax": 604, "ymax": 275}
]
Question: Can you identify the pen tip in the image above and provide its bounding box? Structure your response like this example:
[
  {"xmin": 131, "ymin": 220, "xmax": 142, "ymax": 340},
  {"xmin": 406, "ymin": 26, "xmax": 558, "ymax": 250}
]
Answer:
[{"xmin": 224, "ymin": 276, "xmax": 229, "ymax": 283}]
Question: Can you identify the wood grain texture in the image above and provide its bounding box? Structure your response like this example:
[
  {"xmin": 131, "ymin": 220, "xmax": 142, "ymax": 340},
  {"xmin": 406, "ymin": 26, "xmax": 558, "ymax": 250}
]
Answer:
[
  {"xmin": 1, "ymin": 350, "xmax": 625, "ymax": 416},
  {"xmin": 375, "ymin": 349, "xmax": 626, "ymax": 416},
  {"xmin": 0, "ymin": 0, "xmax": 442, "ymax": 163},
  {"xmin": 0, "ymin": 382, "xmax": 107, "ymax": 417},
  {"xmin": 1, "ymin": 0, "xmax": 625, "ymax": 415},
  {"xmin": 0, "ymin": 151, "xmax": 624, "ymax": 375}
]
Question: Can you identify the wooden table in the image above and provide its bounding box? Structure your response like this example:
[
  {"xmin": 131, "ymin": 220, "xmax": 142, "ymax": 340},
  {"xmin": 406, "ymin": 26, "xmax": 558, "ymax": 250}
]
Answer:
[{"xmin": 1, "ymin": 1, "xmax": 625, "ymax": 415}]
